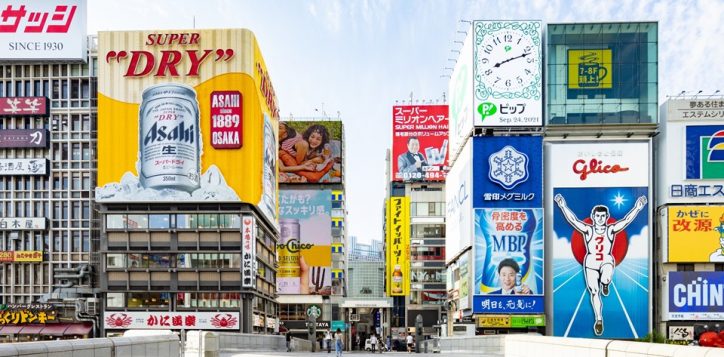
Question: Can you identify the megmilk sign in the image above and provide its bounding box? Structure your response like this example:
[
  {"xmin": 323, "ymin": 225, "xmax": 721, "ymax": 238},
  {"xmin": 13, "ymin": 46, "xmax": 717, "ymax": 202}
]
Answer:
[{"xmin": 95, "ymin": 29, "xmax": 279, "ymax": 225}]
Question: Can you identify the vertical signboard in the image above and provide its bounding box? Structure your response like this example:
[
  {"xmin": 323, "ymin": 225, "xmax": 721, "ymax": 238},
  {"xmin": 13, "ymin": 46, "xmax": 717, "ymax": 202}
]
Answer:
[
  {"xmin": 386, "ymin": 196, "xmax": 410, "ymax": 296},
  {"xmin": 391, "ymin": 105, "xmax": 449, "ymax": 182},
  {"xmin": 96, "ymin": 29, "xmax": 279, "ymax": 227},
  {"xmin": 472, "ymin": 136, "xmax": 543, "ymax": 314},
  {"xmin": 448, "ymin": 25, "xmax": 474, "ymax": 160},
  {"xmin": 549, "ymin": 142, "xmax": 650, "ymax": 338},
  {"xmin": 473, "ymin": 21, "xmax": 543, "ymax": 127},
  {"xmin": 278, "ymin": 121, "xmax": 343, "ymax": 184},
  {"xmin": 667, "ymin": 205, "xmax": 724, "ymax": 262},
  {"xmin": 0, "ymin": 0, "xmax": 87, "ymax": 60},
  {"xmin": 242, "ymin": 215, "xmax": 256, "ymax": 288},
  {"xmin": 277, "ymin": 189, "xmax": 332, "ymax": 295},
  {"xmin": 668, "ymin": 271, "xmax": 724, "ymax": 320},
  {"xmin": 445, "ymin": 140, "xmax": 472, "ymax": 262}
]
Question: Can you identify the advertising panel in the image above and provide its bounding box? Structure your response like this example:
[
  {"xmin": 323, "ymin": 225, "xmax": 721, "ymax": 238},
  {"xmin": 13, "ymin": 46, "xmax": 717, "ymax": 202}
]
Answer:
[
  {"xmin": 0, "ymin": 129, "xmax": 48, "ymax": 148},
  {"xmin": 0, "ymin": 97, "xmax": 49, "ymax": 117},
  {"xmin": 0, "ymin": 0, "xmax": 87, "ymax": 60},
  {"xmin": 664, "ymin": 98, "xmax": 724, "ymax": 122},
  {"xmin": 391, "ymin": 105, "xmax": 449, "ymax": 182},
  {"xmin": 278, "ymin": 120, "xmax": 342, "ymax": 184},
  {"xmin": 96, "ymin": 29, "xmax": 278, "ymax": 226},
  {"xmin": 458, "ymin": 251, "xmax": 470, "ymax": 311},
  {"xmin": 667, "ymin": 206, "xmax": 724, "ymax": 262},
  {"xmin": 386, "ymin": 196, "xmax": 410, "ymax": 296},
  {"xmin": 103, "ymin": 311, "xmax": 239, "ymax": 330},
  {"xmin": 0, "ymin": 250, "xmax": 42, "ymax": 262},
  {"xmin": 0, "ymin": 158, "xmax": 46, "ymax": 175},
  {"xmin": 241, "ymin": 215, "xmax": 256, "ymax": 288},
  {"xmin": 473, "ymin": 21, "xmax": 543, "ymax": 127},
  {"xmin": 0, "ymin": 217, "xmax": 45, "ymax": 230},
  {"xmin": 567, "ymin": 49, "xmax": 613, "ymax": 90},
  {"xmin": 549, "ymin": 142, "xmax": 650, "ymax": 339},
  {"xmin": 448, "ymin": 24, "xmax": 473, "ymax": 160},
  {"xmin": 277, "ymin": 189, "xmax": 332, "ymax": 295},
  {"xmin": 445, "ymin": 140, "xmax": 472, "ymax": 263},
  {"xmin": 668, "ymin": 272, "xmax": 724, "ymax": 320},
  {"xmin": 0, "ymin": 304, "xmax": 55, "ymax": 324}
]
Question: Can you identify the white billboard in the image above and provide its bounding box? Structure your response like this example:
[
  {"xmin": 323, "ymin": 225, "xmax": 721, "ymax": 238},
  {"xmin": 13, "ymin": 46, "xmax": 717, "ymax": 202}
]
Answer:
[
  {"xmin": 547, "ymin": 142, "xmax": 649, "ymax": 188},
  {"xmin": 445, "ymin": 139, "xmax": 472, "ymax": 264},
  {"xmin": 0, "ymin": 158, "xmax": 47, "ymax": 175},
  {"xmin": 657, "ymin": 98, "xmax": 724, "ymax": 204},
  {"xmin": 0, "ymin": 0, "xmax": 87, "ymax": 60},
  {"xmin": 448, "ymin": 24, "xmax": 473, "ymax": 162},
  {"xmin": 103, "ymin": 311, "xmax": 239, "ymax": 330},
  {"xmin": 472, "ymin": 20, "xmax": 543, "ymax": 127}
]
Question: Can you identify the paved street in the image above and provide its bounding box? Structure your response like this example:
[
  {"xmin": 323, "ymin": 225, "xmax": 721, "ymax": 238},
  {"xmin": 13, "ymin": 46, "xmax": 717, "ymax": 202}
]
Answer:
[{"xmin": 221, "ymin": 352, "xmax": 503, "ymax": 357}]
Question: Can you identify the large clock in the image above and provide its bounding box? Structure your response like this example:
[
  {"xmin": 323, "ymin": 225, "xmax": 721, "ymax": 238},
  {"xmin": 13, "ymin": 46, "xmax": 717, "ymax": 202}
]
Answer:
[{"xmin": 474, "ymin": 21, "xmax": 542, "ymax": 100}]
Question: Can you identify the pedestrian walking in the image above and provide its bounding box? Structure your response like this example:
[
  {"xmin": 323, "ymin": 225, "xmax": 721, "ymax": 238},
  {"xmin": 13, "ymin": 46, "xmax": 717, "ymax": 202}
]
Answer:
[{"xmin": 335, "ymin": 328, "xmax": 344, "ymax": 357}]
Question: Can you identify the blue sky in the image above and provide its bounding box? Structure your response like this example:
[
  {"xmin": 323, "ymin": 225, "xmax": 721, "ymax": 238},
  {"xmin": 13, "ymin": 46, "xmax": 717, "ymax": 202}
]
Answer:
[{"xmin": 88, "ymin": 0, "xmax": 724, "ymax": 243}]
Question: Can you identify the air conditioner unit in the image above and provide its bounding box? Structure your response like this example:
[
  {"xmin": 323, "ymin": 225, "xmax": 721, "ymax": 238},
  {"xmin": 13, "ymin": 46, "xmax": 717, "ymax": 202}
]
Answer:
[{"xmin": 349, "ymin": 314, "xmax": 360, "ymax": 322}]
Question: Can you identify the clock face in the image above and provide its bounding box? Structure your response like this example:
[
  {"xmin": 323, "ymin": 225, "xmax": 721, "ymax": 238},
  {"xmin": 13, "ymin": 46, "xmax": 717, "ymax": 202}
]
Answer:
[{"xmin": 477, "ymin": 28, "xmax": 539, "ymax": 93}]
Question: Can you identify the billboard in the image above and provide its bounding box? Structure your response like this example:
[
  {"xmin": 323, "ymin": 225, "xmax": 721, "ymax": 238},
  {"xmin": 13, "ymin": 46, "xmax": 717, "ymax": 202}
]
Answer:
[
  {"xmin": 0, "ymin": 217, "xmax": 45, "ymax": 230},
  {"xmin": 103, "ymin": 311, "xmax": 239, "ymax": 330},
  {"xmin": 95, "ymin": 29, "xmax": 278, "ymax": 225},
  {"xmin": 473, "ymin": 21, "xmax": 543, "ymax": 127},
  {"xmin": 667, "ymin": 272, "xmax": 724, "ymax": 320},
  {"xmin": 667, "ymin": 206, "xmax": 724, "ymax": 262},
  {"xmin": 567, "ymin": 49, "xmax": 613, "ymax": 90},
  {"xmin": 391, "ymin": 105, "xmax": 448, "ymax": 182},
  {"xmin": 0, "ymin": 97, "xmax": 49, "ymax": 117},
  {"xmin": 0, "ymin": 158, "xmax": 46, "ymax": 175},
  {"xmin": 386, "ymin": 196, "xmax": 410, "ymax": 296},
  {"xmin": 549, "ymin": 141, "xmax": 650, "ymax": 339},
  {"xmin": 0, "ymin": 0, "xmax": 87, "ymax": 60},
  {"xmin": 448, "ymin": 24, "xmax": 474, "ymax": 160},
  {"xmin": 241, "ymin": 215, "xmax": 256, "ymax": 288},
  {"xmin": 472, "ymin": 136, "xmax": 544, "ymax": 314},
  {"xmin": 0, "ymin": 129, "xmax": 48, "ymax": 148},
  {"xmin": 445, "ymin": 140, "xmax": 472, "ymax": 263},
  {"xmin": 0, "ymin": 251, "xmax": 42, "ymax": 262},
  {"xmin": 278, "ymin": 120, "xmax": 342, "ymax": 184},
  {"xmin": 277, "ymin": 189, "xmax": 332, "ymax": 295}
]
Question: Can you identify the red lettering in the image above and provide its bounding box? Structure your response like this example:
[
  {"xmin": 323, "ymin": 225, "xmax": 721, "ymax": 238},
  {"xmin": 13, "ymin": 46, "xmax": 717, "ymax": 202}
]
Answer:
[
  {"xmin": 125, "ymin": 51, "xmax": 155, "ymax": 77},
  {"xmin": 145, "ymin": 34, "xmax": 156, "ymax": 46},
  {"xmin": 156, "ymin": 50, "xmax": 183, "ymax": 76},
  {"xmin": 189, "ymin": 33, "xmax": 200, "ymax": 45},
  {"xmin": 572, "ymin": 159, "xmax": 630, "ymax": 181},
  {"xmin": 187, "ymin": 50, "xmax": 213, "ymax": 76},
  {"xmin": 169, "ymin": 34, "xmax": 180, "ymax": 45}
]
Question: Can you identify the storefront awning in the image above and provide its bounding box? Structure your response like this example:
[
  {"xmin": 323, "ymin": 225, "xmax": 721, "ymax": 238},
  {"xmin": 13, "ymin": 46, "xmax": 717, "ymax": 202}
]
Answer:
[
  {"xmin": 40, "ymin": 324, "xmax": 69, "ymax": 336},
  {"xmin": 63, "ymin": 323, "xmax": 92, "ymax": 336},
  {"xmin": 0, "ymin": 325, "xmax": 23, "ymax": 334},
  {"xmin": 18, "ymin": 324, "xmax": 44, "ymax": 334}
]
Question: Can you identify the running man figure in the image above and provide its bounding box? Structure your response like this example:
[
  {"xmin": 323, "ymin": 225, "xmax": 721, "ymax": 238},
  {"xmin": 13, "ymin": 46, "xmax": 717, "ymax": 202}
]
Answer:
[{"xmin": 554, "ymin": 193, "xmax": 647, "ymax": 336}]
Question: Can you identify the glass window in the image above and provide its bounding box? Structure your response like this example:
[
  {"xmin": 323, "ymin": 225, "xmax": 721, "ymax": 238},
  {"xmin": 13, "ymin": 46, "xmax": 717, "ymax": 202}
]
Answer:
[
  {"xmin": 218, "ymin": 214, "xmax": 241, "ymax": 229},
  {"xmin": 219, "ymin": 293, "xmax": 240, "ymax": 308},
  {"xmin": 176, "ymin": 214, "xmax": 195, "ymax": 229},
  {"xmin": 107, "ymin": 253, "xmax": 125, "ymax": 268},
  {"xmin": 127, "ymin": 254, "xmax": 146, "ymax": 268},
  {"xmin": 177, "ymin": 254, "xmax": 191, "ymax": 268},
  {"xmin": 149, "ymin": 214, "xmax": 170, "ymax": 229},
  {"xmin": 147, "ymin": 254, "xmax": 170, "ymax": 268},
  {"xmin": 197, "ymin": 214, "xmax": 218, "ymax": 229},
  {"xmin": 126, "ymin": 214, "xmax": 148, "ymax": 229},
  {"xmin": 106, "ymin": 293, "xmax": 124, "ymax": 308},
  {"xmin": 106, "ymin": 214, "xmax": 125, "ymax": 229}
]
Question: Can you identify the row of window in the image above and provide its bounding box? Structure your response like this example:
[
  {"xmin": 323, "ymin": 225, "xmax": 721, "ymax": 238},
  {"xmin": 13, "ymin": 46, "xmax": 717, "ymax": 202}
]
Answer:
[
  {"xmin": 106, "ymin": 292, "xmax": 276, "ymax": 310},
  {"xmin": 410, "ymin": 224, "xmax": 445, "ymax": 238},
  {"xmin": 0, "ymin": 63, "xmax": 97, "ymax": 79},
  {"xmin": 107, "ymin": 214, "xmax": 242, "ymax": 230},
  {"xmin": 410, "ymin": 202, "xmax": 445, "ymax": 217},
  {"xmin": 106, "ymin": 253, "xmax": 241, "ymax": 269}
]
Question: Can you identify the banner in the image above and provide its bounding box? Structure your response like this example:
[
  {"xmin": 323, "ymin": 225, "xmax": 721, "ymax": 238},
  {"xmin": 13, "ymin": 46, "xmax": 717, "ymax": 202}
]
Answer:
[
  {"xmin": 0, "ymin": 97, "xmax": 49, "ymax": 117},
  {"xmin": 0, "ymin": 129, "xmax": 48, "ymax": 148},
  {"xmin": 278, "ymin": 121, "xmax": 342, "ymax": 184},
  {"xmin": 386, "ymin": 196, "xmax": 410, "ymax": 296},
  {"xmin": 241, "ymin": 216, "xmax": 256, "ymax": 288},
  {"xmin": 0, "ymin": 0, "xmax": 87, "ymax": 60},
  {"xmin": 277, "ymin": 190, "xmax": 332, "ymax": 295},
  {"xmin": 473, "ymin": 208, "xmax": 544, "ymax": 314},
  {"xmin": 0, "ymin": 251, "xmax": 43, "ymax": 262},
  {"xmin": 95, "ymin": 29, "xmax": 278, "ymax": 226},
  {"xmin": 0, "ymin": 158, "xmax": 47, "ymax": 175},
  {"xmin": 668, "ymin": 272, "xmax": 724, "ymax": 320},
  {"xmin": 667, "ymin": 206, "xmax": 724, "ymax": 262},
  {"xmin": 0, "ymin": 217, "xmax": 45, "ymax": 230},
  {"xmin": 103, "ymin": 311, "xmax": 238, "ymax": 330},
  {"xmin": 391, "ymin": 105, "xmax": 448, "ymax": 182},
  {"xmin": 550, "ymin": 142, "xmax": 650, "ymax": 339}
]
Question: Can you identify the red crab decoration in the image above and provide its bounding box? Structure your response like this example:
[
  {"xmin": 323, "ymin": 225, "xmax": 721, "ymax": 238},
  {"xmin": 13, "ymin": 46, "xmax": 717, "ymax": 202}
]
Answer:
[
  {"xmin": 105, "ymin": 313, "xmax": 132, "ymax": 328},
  {"xmin": 210, "ymin": 313, "xmax": 237, "ymax": 328}
]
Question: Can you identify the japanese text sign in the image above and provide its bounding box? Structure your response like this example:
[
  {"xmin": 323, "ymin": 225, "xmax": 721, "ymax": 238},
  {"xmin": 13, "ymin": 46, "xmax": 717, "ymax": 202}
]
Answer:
[
  {"xmin": 392, "ymin": 105, "xmax": 449, "ymax": 182},
  {"xmin": 386, "ymin": 196, "xmax": 410, "ymax": 296},
  {"xmin": 103, "ymin": 311, "xmax": 239, "ymax": 330},
  {"xmin": 0, "ymin": 97, "xmax": 48, "ymax": 117},
  {"xmin": 667, "ymin": 206, "xmax": 724, "ymax": 263},
  {"xmin": 242, "ymin": 215, "xmax": 256, "ymax": 288}
]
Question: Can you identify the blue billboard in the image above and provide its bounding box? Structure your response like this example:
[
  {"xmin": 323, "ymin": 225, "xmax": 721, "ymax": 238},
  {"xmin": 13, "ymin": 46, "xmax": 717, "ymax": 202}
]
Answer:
[
  {"xmin": 668, "ymin": 271, "xmax": 724, "ymax": 320},
  {"xmin": 473, "ymin": 136, "xmax": 543, "ymax": 208}
]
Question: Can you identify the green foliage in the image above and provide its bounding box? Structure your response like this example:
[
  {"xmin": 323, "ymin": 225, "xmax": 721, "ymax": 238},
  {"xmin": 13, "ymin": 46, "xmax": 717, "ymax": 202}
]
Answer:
[{"xmin": 636, "ymin": 331, "xmax": 667, "ymax": 344}]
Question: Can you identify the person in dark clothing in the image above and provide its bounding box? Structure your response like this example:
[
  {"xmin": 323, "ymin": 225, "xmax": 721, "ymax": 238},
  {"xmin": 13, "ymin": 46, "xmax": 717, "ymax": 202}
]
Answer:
[{"xmin": 285, "ymin": 333, "xmax": 292, "ymax": 352}]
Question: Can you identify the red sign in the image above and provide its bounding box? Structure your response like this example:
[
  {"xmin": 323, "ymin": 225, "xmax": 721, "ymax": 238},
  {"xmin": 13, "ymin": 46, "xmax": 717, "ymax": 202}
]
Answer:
[
  {"xmin": 210, "ymin": 91, "xmax": 242, "ymax": 149},
  {"xmin": 0, "ymin": 4, "xmax": 77, "ymax": 33},
  {"xmin": 0, "ymin": 97, "xmax": 48, "ymax": 116},
  {"xmin": 392, "ymin": 105, "xmax": 449, "ymax": 182}
]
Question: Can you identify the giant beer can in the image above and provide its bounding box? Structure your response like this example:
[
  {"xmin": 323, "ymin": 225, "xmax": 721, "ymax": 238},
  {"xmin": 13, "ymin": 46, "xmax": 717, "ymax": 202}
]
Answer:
[{"xmin": 139, "ymin": 83, "xmax": 201, "ymax": 193}]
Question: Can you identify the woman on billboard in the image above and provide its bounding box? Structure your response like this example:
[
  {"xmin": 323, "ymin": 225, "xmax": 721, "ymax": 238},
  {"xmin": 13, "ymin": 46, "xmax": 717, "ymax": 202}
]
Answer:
[{"xmin": 278, "ymin": 122, "xmax": 336, "ymax": 183}]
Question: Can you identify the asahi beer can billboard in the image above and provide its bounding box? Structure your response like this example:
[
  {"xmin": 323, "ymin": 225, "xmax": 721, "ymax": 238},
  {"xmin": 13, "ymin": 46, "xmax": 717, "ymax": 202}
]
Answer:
[
  {"xmin": 547, "ymin": 141, "xmax": 651, "ymax": 339},
  {"xmin": 96, "ymin": 29, "xmax": 279, "ymax": 225}
]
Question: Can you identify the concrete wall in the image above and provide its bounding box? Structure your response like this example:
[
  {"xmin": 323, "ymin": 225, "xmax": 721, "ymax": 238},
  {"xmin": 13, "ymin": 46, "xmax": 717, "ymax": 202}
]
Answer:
[
  {"xmin": 214, "ymin": 332, "xmax": 287, "ymax": 352},
  {"xmin": 505, "ymin": 334, "xmax": 724, "ymax": 357},
  {"xmin": 437, "ymin": 335, "xmax": 506, "ymax": 355},
  {"xmin": 0, "ymin": 334, "xmax": 179, "ymax": 357}
]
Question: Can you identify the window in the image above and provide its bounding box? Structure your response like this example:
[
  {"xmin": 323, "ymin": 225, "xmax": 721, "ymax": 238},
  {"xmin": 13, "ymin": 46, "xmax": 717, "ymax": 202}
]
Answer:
[
  {"xmin": 219, "ymin": 214, "xmax": 241, "ymax": 229},
  {"xmin": 106, "ymin": 293, "xmax": 124, "ymax": 308},
  {"xmin": 126, "ymin": 214, "xmax": 148, "ymax": 229},
  {"xmin": 149, "ymin": 214, "xmax": 170, "ymax": 229},
  {"xmin": 176, "ymin": 214, "xmax": 194, "ymax": 229},
  {"xmin": 106, "ymin": 215, "xmax": 125, "ymax": 229}
]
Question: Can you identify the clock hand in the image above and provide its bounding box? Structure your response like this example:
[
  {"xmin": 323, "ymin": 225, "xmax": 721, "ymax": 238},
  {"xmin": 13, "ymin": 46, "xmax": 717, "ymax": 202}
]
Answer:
[{"xmin": 493, "ymin": 52, "xmax": 530, "ymax": 68}]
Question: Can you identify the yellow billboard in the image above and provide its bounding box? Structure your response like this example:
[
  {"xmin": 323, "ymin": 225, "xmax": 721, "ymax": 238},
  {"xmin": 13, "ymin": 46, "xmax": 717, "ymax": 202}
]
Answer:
[
  {"xmin": 668, "ymin": 206, "xmax": 724, "ymax": 262},
  {"xmin": 96, "ymin": 29, "xmax": 279, "ymax": 224},
  {"xmin": 568, "ymin": 49, "xmax": 612, "ymax": 89},
  {"xmin": 386, "ymin": 197, "xmax": 410, "ymax": 296}
]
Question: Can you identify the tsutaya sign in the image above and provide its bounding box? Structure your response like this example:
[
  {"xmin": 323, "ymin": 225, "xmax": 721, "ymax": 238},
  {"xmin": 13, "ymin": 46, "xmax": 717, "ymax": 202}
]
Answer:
[{"xmin": 658, "ymin": 98, "xmax": 724, "ymax": 204}]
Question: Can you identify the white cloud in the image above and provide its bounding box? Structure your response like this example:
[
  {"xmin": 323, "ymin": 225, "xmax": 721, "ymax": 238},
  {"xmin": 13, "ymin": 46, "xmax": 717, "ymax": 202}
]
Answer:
[
  {"xmin": 553, "ymin": 231, "xmax": 575, "ymax": 260},
  {"xmin": 625, "ymin": 226, "xmax": 649, "ymax": 259}
]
